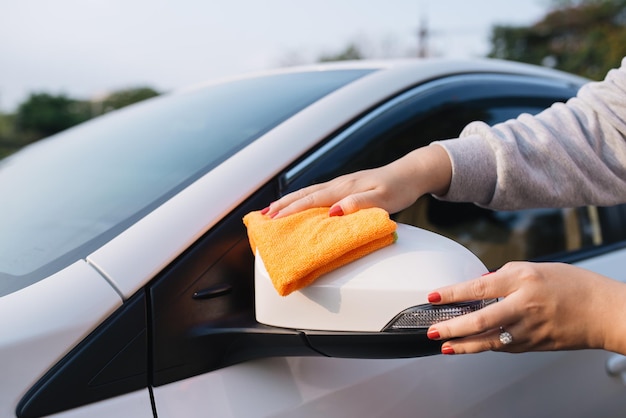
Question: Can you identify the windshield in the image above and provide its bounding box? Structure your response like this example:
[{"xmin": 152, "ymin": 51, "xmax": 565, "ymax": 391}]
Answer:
[{"xmin": 0, "ymin": 69, "xmax": 373, "ymax": 296}]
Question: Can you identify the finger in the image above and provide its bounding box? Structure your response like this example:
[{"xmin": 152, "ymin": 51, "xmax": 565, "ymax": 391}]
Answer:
[
  {"xmin": 430, "ymin": 270, "xmax": 514, "ymax": 305},
  {"xmin": 441, "ymin": 323, "xmax": 525, "ymax": 354},
  {"xmin": 440, "ymin": 328, "xmax": 501, "ymax": 354},
  {"xmin": 268, "ymin": 183, "xmax": 327, "ymax": 212},
  {"xmin": 428, "ymin": 294, "xmax": 520, "ymax": 342},
  {"xmin": 268, "ymin": 186, "xmax": 338, "ymax": 219},
  {"xmin": 275, "ymin": 189, "xmax": 379, "ymax": 219},
  {"xmin": 270, "ymin": 176, "xmax": 387, "ymax": 218},
  {"xmin": 329, "ymin": 190, "xmax": 387, "ymax": 216}
]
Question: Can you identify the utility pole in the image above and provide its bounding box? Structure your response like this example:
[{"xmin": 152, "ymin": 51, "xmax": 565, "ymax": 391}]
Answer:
[{"xmin": 417, "ymin": 3, "xmax": 429, "ymax": 58}]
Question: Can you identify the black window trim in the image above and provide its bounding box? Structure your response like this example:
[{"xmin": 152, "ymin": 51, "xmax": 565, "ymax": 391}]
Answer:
[{"xmin": 283, "ymin": 72, "xmax": 581, "ymax": 185}]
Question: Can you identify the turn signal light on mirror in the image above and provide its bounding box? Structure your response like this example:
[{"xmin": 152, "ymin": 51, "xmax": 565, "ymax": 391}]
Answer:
[{"xmin": 382, "ymin": 299, "xmax": 497, "ymax": 331}]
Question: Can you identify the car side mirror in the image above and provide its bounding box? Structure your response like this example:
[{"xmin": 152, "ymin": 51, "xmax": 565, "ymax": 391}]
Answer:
[{"xmin": 254, "ymin": 223, "xmax": 493, "ymax": 358}]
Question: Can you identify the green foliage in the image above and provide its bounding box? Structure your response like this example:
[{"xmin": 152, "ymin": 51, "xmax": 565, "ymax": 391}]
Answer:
[
  {"xmin": 0, "ymin": 86, "xmax": 160, "ymax": 159},
  {"xmin": 0, "ymin": 112, "xmax": 12, "ymax": 139},
  {"xmin": 98, "ymin": 87, "xmax": 160, "ymax": 113},
  {"xmin": 15, "ymin": 93, "xmax": 92, "ymax": 141},
  {"xmin": 488, "ymin": 0, "xmax": 626, "ymax": 79},
  {"xmin": 0, "ymin": 112, "xmax": 17, "ymax": 159},
  {"xmin": 318, "ymin": 44, "xmax": 364, "ymax": 62}
]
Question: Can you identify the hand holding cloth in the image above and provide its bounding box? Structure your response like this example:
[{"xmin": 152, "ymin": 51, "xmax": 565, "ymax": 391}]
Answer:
[{"xmin": 243, "ymin": 207, "xmax": 397, "ymax": 296}]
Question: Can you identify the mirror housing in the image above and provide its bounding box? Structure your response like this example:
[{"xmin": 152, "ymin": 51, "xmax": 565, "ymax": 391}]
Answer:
[
  {"xmin": 254, "ymin": 223, "xmax": 492, "ymax": 358},
  {"xmin": 256, "ymin": 223, "xmax": 488, "ymax": 331}
]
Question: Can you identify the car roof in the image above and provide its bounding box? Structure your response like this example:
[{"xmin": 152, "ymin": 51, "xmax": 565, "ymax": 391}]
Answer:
[{"xmin": 177, "ymin": 57, "xmax": 587, "ymax": 96}]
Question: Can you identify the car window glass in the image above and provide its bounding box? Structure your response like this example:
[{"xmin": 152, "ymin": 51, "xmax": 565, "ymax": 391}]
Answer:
[
  {"xmin": 283, "ymin": 75, "xmax": 600, "ymax": 270},
  {"xmin": 0, "ymin": 69, "xmax": 374, "ymax": 296}
]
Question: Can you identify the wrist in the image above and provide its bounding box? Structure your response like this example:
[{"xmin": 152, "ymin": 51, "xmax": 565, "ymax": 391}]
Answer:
[
  {"xmin": 600, "ymin": 280, "xmax": 626, "ymax": 354},
  {"xmin": 398, "ymin": 144, "xmax": 452, "ymax": 198}
]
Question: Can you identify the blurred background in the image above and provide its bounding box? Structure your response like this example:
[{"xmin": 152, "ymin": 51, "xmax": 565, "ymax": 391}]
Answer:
[{"xmin": 1, "ymin": 0, "xmax": 625, "ymax": 158}]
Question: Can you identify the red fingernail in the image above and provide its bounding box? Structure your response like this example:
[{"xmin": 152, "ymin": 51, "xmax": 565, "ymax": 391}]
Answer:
[
  {"xmin": 270, "ymin": 211, "xmax": 279, "ymax": 219},
  {"xmin": 427, "ymin": 328, "xmax": 440, "ymax": 340},
  {"xmin": 427, "ymin": 292, "xmax": 441, "ymax": 303},
  {"xmin": 329, "ymin": 206, "xmax": 344, "ymax": 217},
  {"xmin": 441, "ymin": 345, "xmax": 455, "ymax": 355},
  {"xmin": 261, "ymin": 206, "xmax": 270, "ymax": 215},
  {"xmin": 482, "ymin": 271, "xmax": 494, "ymax": 276}
]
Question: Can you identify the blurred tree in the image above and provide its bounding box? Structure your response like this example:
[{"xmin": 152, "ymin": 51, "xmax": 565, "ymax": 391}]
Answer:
[
  {"xmin": 97, "ymin": 86, "xmax": 160, "ymax": 114},
  {"xmin": 15, "ymin": 93, "xmax": 91, "ymax": 142},
  {"xmin": 0, "ymin": 112, "xmax": 12, "ymax": 139},
  {"xmin": 0, "ymin": 112, "xmax": 17, "ymax": 159},
  {"xmin": 318, "ymin": 43, "xmax": 364, "ymax": 62},
  {"xmin": 0, "ymin": 86, "xmax": 161, "ymax": 159},
  {"xmin": 488, "ymin": 0, "xmax": 626, "ymax": 79}
]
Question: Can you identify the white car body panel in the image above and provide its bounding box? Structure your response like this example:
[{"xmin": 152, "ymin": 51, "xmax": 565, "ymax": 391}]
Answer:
[
  {"xmin": 0, "ymin": 261, "xmax": 121, "ymax": 417},
  {"xmin": 47, "ymin": 390, "xmax": 153, "ymax": 418},
  {"xmin": 153, "ymin": 350, "xmax": 625, "ymax": 418},
  {"xmin": 575, "ymin": 244, "xmax": 626, "ymax": 281}
]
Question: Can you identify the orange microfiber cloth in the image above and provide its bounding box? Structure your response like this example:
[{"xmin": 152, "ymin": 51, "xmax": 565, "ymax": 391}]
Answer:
[{"xmin": 243, "ymin": 207, "xmax": 397, "ymax": 296}]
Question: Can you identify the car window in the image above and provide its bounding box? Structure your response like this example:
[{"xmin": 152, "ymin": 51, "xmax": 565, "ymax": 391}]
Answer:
[
  {"xmin": 282, "ymin": 73, "xmax": 607, "ymax": 270},
  {"xmin": 0, "ymin": 69, "xmax": 374, "ymax": 296}
]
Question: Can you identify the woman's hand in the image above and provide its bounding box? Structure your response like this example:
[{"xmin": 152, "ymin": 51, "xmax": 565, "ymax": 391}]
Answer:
[
  {"xmin": 265, "ymin": 166, "xmax": 416, "ymax": 219},
  {"xmin": 265, "ymin": 144, "xmax": 452, "ymax": 219},
  {"xmin": 426, "ymin": 261, "xmax": 626, "ymax": 355}
]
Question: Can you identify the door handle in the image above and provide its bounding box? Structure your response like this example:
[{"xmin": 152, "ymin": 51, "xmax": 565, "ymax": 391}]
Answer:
[{"xmin": 606, "ymin": 354, "xmax": 626, "ymax": 384}]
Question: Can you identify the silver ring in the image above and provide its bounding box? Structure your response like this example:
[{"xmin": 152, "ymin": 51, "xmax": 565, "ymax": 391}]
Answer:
[{"xmin": 499, "ymin": 327, "xmax": 513, "ymax": 345}]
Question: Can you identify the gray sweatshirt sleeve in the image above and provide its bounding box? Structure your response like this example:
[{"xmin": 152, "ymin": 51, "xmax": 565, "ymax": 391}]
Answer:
[{"xmin": 434, "ymin": 58, "xmax": 626, "ymax": 210}]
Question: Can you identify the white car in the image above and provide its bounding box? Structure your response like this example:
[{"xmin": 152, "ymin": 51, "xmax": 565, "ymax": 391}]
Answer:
[{"xmin": 3, "ymin": 58, "xmax": 626, "ymax": 418}]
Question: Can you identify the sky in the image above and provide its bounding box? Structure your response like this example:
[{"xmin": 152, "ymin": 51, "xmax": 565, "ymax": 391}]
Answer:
[{"xmin": 0, "ymin": 0, "xmax": 550, "ymax": 112}]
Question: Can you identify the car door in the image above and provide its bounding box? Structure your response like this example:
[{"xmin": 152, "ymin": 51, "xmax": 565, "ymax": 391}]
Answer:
[{"xmin": 147, "ymin": 72, "xmax": 626, "ymax": 417}]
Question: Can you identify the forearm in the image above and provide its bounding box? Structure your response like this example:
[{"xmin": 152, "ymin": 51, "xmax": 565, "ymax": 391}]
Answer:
[{"xmin": 435, "ymin": 58, "xmax": 626, "ymax": 210}]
